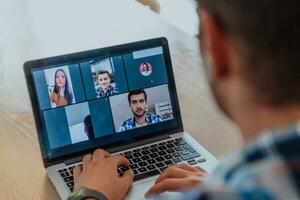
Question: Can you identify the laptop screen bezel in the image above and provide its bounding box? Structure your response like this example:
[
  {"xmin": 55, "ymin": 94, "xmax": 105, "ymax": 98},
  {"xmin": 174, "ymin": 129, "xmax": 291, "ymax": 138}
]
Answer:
[{"xmin": 24, "ymin": 37, "xmax": 183, "ymax": 168}]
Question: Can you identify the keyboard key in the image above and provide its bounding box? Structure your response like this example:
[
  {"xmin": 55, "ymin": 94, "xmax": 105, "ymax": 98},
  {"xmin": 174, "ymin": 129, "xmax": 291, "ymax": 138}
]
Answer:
[
  {"xmin": 133, "ymin": 169, "xmax": 138, "ymax": 175},
  {"xmin": 155, "ymin": 162, "xmax": 165, "ymax": 168},
  {"xmin": 174, "ymin": 146, "xmax": 183, "ymax": 151},
  {"xmin": 197, "ymin": 158, "xmax": 206, "ymax": 163},
  {"xmin": 70, "ymin": 187, "xmax": 74, "ymax": 192},
  {"xmin": 133, "ymin": 152, "xmax": 142, "ymax": 157},
  {"xmin": 187, "ymin": 159, "xmax": 198, "ymax": 165},
  {"xmin": 133, "ymin": 149, "xmax": 140, "ymax": 153},
  {"xmin": 59, "ymin": 172, "xmax": 67, "ymax": 178},
  {"xmin": 164, "ymin": 160, "xmax": 174, "ymax": 166},
  {"xmin": 138, "ymin": 161, "xmax": 147, "ymax": 167},
  {"xmin": 137, "ymin": 167, "xmax": 147, "ymax": 173},
  {"xmin": 150, "ymin": 144, "xmax": 158, "ymax": 148},
  {"xmin": 181, "ymin": 149, "xmax": 190, "ymax": 155},
  {"xmin": 125, "ymin": 154, "xmax": 133, "ymax": 160},
  {"xmin": 175, "ymin": 138, "xmax": 183, "ymax": 141},
  {"xmin": 149, "ymin": 147, "xmax": 159, "ymax": 153},
  {"xmin": 58, "ymin": 169, "xmax": 67, "ymax": 173},
  {"xmin": 166, "ymin": 149, "xmax": 175, "ymax": 153},
  {"xmin": 158, "ymin": 151, "xmax": 167, "ymax": 156},
  {"xmin": 172, "ymin": 157, "xmax": 182, "ymax": 163},
  {"xmin": 141, "ymin": 146, "xmax": 150, "ymax": 150},
  {"xmin": 141, "ymin": 155, "xmax": 150, "ymax": 160},
  {"xmin": 141, "ymin": 150, "xmax": 150, "ymax": 155},
  {"xmin": 172, "ymin": 152, "xmax": 181, "ymax": 157},
  {"xmin": 164, "ymin": 155, "xmax": 173, "ymax": 160},
  {"xmin": 166, "ymin": 143, "xmax": 175, "ymax": 148},
  {"xmin": 134, "ymin": 169, "xmax": 160, "ymax": 181},
  {"xmin": 149, "ymin": 153, "xmax": 159, "ymax": 158},
  {"xmin": 146, "ymin": 165, "xmax": 155, "ymax": 170},
  {"xmin": 181, "ymin": 152, "xmax": 201, "ymax": 161},
  {"xmin": 155, "ymin": 157, "xmax": 165, "ymax": 162},
  {"xmin": 124, "ymin": 151, "xmax": 132, "ymax": 155},
  {"xmin": 183, "ymin": 144, "xmax": 196, "ymax": 153},
  {"xmin": 67, "ymin": 182, "xmax": 74, "ymax": 188},
  {"xmin": 158, "ymin": 142, "xmax": 166, "ymax": 146},
  {"xmin": 130, "ymin": 164, "xmax": 138, "ymax": 169},
  {"xmin": 158, "ymin": 146, "xmax": 167, "ymax": 151},
  {"xmin": 147, "ymin": 159, "xmax": 156, "ymax": 165},
  {"xmin": 64, "ymin": 176, "xmax": 73, "ymax": 183},
  {"xmin": 132, "ymin": 158, "xmax": 142, "ymax": 163}
]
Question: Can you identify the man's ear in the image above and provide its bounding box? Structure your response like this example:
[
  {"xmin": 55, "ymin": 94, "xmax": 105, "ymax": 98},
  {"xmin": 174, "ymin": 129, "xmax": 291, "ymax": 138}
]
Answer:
[{"xmin": 200, "ymin": 10, "xmax": 231, "ymax": 81}]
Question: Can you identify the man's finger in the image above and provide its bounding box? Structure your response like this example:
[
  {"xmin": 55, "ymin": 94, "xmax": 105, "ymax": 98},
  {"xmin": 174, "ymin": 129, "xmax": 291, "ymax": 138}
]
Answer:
[
  {"xmin": 110, "ymin": 155, "xmax": 130, "ymax": 166},
  {"xmin": 146, "ymin": 177, "xmax": 202, "ymax": 197},
  {"xmin": 155, "ymin": 167, "xmax": 203, "ymax": 184},
  {"xmin": 175, "ymin": 162, "xmax": 203, "ymax": 172},
  {"xmin": 120, "ymin": 169, "xmax": 134, "ymax": 185},
  {"xmin": 82, "ymin": 154, "xmax": 92, "ymax": 169},
  {"xmin": 93, "ymin": 149, "xmax": 110, "ymax": 162},
  {"xmin": 73, "ymin": 165, "xmax": 82, "ymax": 187},
  {"xmin": 194, "ymin": 166, "xmax": 206, "ymax": 173}
]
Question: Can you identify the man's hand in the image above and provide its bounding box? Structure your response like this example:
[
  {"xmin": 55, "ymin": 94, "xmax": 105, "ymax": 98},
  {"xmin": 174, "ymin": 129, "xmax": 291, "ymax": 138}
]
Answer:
[
  {"xmin": 73, "ymin": 149, "xmax": 134, "ymax": 200},
  {"xmin": 145, "ymin": 163, "xmax": 206, "ymax": 198}
]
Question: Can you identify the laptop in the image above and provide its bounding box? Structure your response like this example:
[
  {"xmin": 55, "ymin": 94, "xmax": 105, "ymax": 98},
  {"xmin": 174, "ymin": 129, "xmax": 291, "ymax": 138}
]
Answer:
[{"xmin": 24, "ymin": 37, "xmax": 218, "ymax": 200}]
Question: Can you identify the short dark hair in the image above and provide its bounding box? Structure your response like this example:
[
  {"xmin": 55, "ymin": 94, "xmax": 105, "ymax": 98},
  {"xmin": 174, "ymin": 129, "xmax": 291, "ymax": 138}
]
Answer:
[
  {"xmin": 84, "ymin": 115, "xmax": 95, "ymax": 139},
  {"xmin": 128, "ymin": 89, "xmax": 147, "ymax": 103},
  {"xmin": 198, "ymin": 0, "xmax": 300, "ymax": 106},
  {"xmin": 98, "ymin": 70, "xmax": 110, "ymax": 77}
]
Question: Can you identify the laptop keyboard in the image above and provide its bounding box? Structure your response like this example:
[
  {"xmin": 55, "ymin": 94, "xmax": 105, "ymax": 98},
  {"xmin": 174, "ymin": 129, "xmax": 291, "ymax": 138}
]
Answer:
[{"xmin": 57, "ymin": 137, "xmax": 206, "ymax": 192}]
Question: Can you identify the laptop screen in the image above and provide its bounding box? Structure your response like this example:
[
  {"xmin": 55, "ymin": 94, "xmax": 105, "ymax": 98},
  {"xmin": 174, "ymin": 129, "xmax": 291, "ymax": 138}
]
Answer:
[{"xmin": 28, "ymin": 40, "xmax": 182, "ymax": 160}]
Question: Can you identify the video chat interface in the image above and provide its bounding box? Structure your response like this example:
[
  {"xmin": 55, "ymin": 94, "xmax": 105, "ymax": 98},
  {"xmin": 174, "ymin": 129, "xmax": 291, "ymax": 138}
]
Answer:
[{"xmin": 32, "ymin": 47, "xmax": 175, "ymax": 150}]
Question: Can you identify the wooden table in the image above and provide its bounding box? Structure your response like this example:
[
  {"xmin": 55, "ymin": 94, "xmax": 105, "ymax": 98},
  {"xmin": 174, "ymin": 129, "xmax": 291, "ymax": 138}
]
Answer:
[{"xmin": 0, "ymin": 0, "xmax": 242, "ymax": 199}]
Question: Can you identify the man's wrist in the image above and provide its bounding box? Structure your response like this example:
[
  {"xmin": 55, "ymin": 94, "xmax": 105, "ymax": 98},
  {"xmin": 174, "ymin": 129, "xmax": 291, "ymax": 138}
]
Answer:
[{"xmin": 67, "ymin": 187, "xmax": 108, "ymax": 200}]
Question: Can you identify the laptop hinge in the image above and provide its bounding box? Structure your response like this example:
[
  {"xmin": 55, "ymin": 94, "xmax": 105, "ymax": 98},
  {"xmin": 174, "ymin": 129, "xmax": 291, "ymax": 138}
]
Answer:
[
  {"xmin": 65, "ymin": 156, "xmax": 82, "ymax": 166},
  {"xmin": 107, "ymin": 134, "xmax": 170, "ymax": 154},
  {"xmin": 64, "ymin": 134, "xmax": 171, "ymax": 165}
]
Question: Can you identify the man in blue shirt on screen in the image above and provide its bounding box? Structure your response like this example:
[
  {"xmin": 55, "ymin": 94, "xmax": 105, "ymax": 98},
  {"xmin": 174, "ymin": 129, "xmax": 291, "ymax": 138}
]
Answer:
[
  {"xmin": 96, "ymin": 70, "xmax": 118, "ymax": 98},
  {"xmin": 119, "ymin": 89, "xmax": 163, "ymax": 132},
  {"xmin": 69, "ymin": 0, "xmax": 300, "ymax": 200}
]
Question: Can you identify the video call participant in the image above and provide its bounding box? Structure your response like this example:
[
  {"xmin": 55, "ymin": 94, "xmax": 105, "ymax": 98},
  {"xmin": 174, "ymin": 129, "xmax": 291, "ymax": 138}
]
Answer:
[
  {"xmin": 50, "ymin": 69, "xmax": 73, "ymax": 107},
  {"xmin": 119, "ymin": 89, "xmax": 163, "ymax": 132},
  {"xmin": 96, "ymin": 70, "xmax": 118, "ymax": 98}
]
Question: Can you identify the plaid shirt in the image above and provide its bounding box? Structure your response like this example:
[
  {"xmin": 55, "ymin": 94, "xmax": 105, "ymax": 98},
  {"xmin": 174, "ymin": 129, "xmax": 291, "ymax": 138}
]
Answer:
[
  {"xmin": 154, "ymin": 122, "xmax": 300, "ymax": 200},
  {"xmin": 96, "ymin": 85, "xmax": 118, "ymax": 98},
  {"xmin": 119, "ymin": 114, "xmax": 163, "ymax": 132}
]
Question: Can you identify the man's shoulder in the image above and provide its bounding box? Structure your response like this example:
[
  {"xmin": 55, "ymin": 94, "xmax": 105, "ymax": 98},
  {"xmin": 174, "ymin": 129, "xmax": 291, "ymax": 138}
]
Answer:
[
  {"xmin": 147, "ymin": 114, "xmax": 163, "ymax": 121},
  {"xmin": 121, "ymin": 118, "xmax": 134, "ymax": 126}
]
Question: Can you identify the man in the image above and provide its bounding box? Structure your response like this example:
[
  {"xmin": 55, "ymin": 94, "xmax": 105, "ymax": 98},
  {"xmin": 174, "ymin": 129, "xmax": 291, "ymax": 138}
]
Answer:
[
  {"xmin": 119, "ymin": 89, "xmax": 163, "ymax": 132},
  {"xmin": 84, "ymin": 115, "xmax": 95, "ymax": 140},
  {"xmin": 96, "ymin": 70, "xmax": 118, "ymax": 98},
  {"xmin": 69, "ymin": 0, "xmax": 300, "ymax": 200}
]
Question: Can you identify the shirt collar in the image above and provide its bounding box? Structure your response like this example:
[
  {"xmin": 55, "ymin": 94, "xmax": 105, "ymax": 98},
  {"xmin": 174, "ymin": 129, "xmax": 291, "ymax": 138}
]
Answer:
[{"xmin": 132, "ymin": 114, "xmax": 151, "ymax": 127}]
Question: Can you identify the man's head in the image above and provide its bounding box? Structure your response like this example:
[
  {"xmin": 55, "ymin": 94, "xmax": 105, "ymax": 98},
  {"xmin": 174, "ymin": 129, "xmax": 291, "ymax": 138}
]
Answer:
[
  {"xmin": 97, "ymin": 70, "xmax": 111, "ymax": 91},
  {"xmin": 197, "ymin": 0, "xmax": 300, "ymax": 119},
  {"xmin": 84, "ymin": 115, "xmax": 94, "ymax": 139},
  {"xmin": 128, "ymin": 89, "xmax": 148, "ymax": 118}
]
